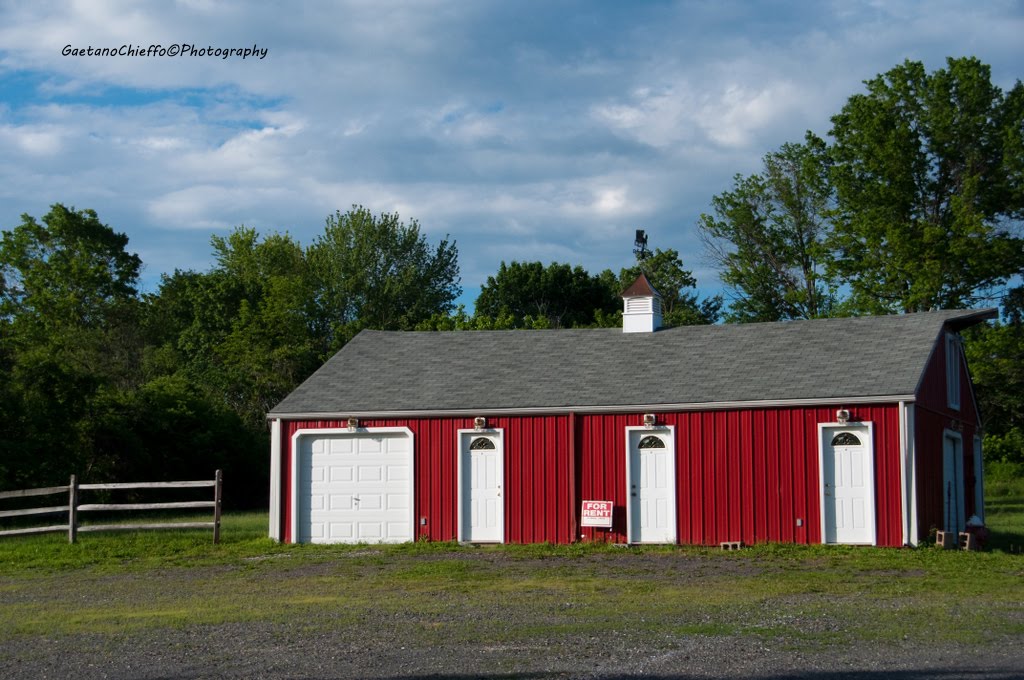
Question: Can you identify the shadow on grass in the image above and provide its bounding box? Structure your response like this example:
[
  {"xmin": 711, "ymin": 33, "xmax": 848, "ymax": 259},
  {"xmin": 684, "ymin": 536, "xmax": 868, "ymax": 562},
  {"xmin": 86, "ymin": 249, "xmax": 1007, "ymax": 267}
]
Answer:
[{"xmin": 987, "ymin": 530, "xmax": 1024, "ymax": 553}]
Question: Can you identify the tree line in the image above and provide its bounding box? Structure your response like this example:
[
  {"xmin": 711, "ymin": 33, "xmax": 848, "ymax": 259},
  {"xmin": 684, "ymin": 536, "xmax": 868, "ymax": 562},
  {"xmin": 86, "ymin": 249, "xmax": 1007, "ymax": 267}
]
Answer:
[
  {"xmin": 696, "ymin": 57, "xmax": 1023, "ymax": 467},
  {"xmin": 1, "ymin": 56, "xmax": 1021, "ymax": 506},
  {"xmin": 0, "ymin": 206, "xmax": 461, "ymax": 505}
]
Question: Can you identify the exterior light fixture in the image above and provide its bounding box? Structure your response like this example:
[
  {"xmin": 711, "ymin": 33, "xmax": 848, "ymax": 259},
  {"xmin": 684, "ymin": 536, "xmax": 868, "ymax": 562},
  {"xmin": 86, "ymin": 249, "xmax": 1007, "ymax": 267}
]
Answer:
[
  {"xmin": 643, "ymin": 413, "xmax": 657, "ymax": 428},
  {"xmin": 474, "ymin": 416, "xmax": 487, "ymax": 431},
  {"xmin": 836, "ymin": 409, "xmax": 850, "ymax": 424},
  {"xmin": 347, "ymin": 417, "xmax": 358, "ymax": 431}
]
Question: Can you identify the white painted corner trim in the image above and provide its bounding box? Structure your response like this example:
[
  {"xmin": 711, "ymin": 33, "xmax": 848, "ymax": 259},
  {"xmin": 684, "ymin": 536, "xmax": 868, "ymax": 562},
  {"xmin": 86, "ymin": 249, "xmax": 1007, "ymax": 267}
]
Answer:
[
  {"xmin": 269, "ymin": 418, "xmax": 282, "ymax": 541},
  {"xmin": 898, "ymin": 402, "xmax": 908, "ymax": 547},
  {"xmin": 900, "ymin": 403, "xmax": 919, "ymax": 546},
  {"xmin": 288, "ymin": 426, "xmax": 415, "ymax": 544}
]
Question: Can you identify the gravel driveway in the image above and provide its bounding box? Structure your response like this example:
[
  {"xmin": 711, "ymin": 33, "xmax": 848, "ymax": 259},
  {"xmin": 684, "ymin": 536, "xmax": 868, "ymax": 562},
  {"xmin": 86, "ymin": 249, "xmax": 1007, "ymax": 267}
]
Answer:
[
  {"xmin": 2, "ymin": 549, "xmax": 1021, "ymax": 679},
  {"xmin": 3, "ymin": 623, "xmax": 1023, "ymax": 679}
]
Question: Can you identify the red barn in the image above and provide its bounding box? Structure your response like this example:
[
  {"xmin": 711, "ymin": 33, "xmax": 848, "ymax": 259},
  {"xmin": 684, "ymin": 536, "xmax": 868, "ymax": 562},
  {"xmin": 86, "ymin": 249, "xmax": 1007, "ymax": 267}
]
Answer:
[{"xmin": 267, "ymin": 277, "xmax": 994, "ymax": 547}]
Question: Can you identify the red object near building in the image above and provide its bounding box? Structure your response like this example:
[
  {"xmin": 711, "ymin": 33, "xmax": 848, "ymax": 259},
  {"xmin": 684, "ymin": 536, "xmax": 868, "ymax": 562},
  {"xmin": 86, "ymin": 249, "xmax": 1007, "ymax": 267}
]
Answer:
[
  {"xmin": 267, "ymin": 278, "xmax": 994, "ymax": 548},
  {"xmin": 581, "ymin": 501, "xmax": 614, "ymax": 528}
]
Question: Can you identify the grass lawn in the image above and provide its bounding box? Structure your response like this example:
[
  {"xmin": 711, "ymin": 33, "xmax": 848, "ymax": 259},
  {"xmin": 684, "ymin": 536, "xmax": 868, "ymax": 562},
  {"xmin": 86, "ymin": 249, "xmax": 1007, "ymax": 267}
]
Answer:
[
  {"xmin": 985, "ymin": 470, "xmax": 1024, "ymax": 553},
  {"xmin": 1, "ymin": 474, "xmax": 1022, "ymax": 651}
]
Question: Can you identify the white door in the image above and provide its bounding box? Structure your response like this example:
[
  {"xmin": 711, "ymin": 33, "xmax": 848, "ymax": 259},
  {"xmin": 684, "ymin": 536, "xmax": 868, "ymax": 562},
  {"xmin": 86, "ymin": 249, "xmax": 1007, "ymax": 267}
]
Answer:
[
  {"xmin": 943, "ymin": 433, "xmax": 965, "ymax": 534},
  {"xmin": 821, "ymin": 426, "xmax": 875, "ymax": 544},
  {"xmin": 296, "ymin": 431, "xmax": 413, "ymax": 544},
  {"xmin": 627, "ymin": 428, "xmax": 677, "ymax": 544},
  {"xmin": 459, "ymin": 431, "xmax": 504, "ymax": 542}
]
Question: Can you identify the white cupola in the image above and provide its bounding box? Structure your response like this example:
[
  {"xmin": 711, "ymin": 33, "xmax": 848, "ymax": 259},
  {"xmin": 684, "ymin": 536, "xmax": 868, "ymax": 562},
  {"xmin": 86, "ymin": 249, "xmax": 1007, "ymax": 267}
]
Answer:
[{"xmin": 621, "ymin": 273, "xmax": 662, "ymax": 333}]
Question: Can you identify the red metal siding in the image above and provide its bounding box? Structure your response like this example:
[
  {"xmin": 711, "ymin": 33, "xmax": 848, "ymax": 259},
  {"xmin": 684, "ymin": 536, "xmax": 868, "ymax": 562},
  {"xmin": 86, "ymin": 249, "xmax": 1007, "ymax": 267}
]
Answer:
[
  {"xmin": 914, "ymin": 408, "xmax": 978, "ymax": 535},
  {"xmin": 577, "ymin": 404, "xmax": 904, "ymax": 547},
  {"xmin": 913, "ymin": 331, "xmax": 981, "ymax": 539},
  {"xmin": 277, "ymin": 403, "xmax": 905, "ymax": 546},
  {"xmin": 916, "ymin": 331, "xmax": 980, "ymax": 423},
  {"xmin": 278, "ymin": 415, "xmax": 574, "ymax": 544}
]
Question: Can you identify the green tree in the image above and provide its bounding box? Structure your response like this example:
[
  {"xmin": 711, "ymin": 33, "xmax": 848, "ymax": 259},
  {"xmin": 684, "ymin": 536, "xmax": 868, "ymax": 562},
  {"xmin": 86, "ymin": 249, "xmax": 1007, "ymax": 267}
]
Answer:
[
  {"xmin": 143, "ymin": 228, "xmax": 319, "ymax": 428},
  {"xmin": 209, "ymin": 229, "xmax": 319, "ymax": 423},
  {"xmin": 414, "ymin": 305, "xmax": 521, "ymax": 331},
  {"xmin": 138, "ymin": 228, "xmax": 325, "ymax": 504},
  {"xmin": 698, "ymin": 135, "xmax": 837, "ymax": 322},
  {"xmin": 620, "ymin": 248, "xmax": 721, "ymax": 326},
  {"xmin": 0, "ymin": 204, "xmax": 143, "ymax": 386},
  {"xmin": 474, "ymin": 261, "xmax": 620, "ymax": 329},
  {"xmin": 308, "ymin": 206, "xmax": 460, "ymax": 350},
  {"xmin": 0, "ymin": 204, "xmax": 141, "ymax": 332},
  {"xmin": 0, "ymin": 204, "xmax": 144, "ymax": 487},
  {"xmin": 964, "ymin": 312, "xmax": 1024, "ymax": 466},
  {"xmin": 828, "ymin": 57, "xmax": 1024, "ymax": 313}
]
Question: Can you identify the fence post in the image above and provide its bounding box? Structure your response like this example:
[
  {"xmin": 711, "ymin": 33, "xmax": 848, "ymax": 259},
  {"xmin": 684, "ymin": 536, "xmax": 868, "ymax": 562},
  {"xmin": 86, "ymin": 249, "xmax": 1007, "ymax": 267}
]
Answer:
[
  {"xmin": 213, "ymin": 469, "xmax": 223, "ymax": 544},
  {"xmin": 68, "ymin": 475, "xmax": 78, "ymax": 544}
]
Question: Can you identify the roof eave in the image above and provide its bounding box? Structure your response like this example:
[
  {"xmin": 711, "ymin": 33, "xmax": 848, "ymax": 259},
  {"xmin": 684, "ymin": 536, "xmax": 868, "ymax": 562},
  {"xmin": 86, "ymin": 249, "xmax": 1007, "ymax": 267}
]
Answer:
[
  {"xmin": 267, "ymin": 393, "xmax": 917, "ymax": 421},
  {"xmin": 943, "ymin": 308, "xmax": 998, "ymax": 332}
]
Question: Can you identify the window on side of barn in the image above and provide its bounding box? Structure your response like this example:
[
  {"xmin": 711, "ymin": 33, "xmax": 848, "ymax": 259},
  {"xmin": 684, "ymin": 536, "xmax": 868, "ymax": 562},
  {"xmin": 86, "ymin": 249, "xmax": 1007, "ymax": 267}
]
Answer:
[{"xmin": 946, "ymin": 332, "xmax": 961, "ymax": 411}]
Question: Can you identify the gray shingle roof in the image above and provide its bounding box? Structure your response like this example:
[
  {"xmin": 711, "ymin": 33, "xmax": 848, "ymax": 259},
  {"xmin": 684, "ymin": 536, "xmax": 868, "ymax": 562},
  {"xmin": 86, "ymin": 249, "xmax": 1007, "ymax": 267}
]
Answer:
[{"xmin": 269, "ymin": 309, "xmax": 995, "ymax": 416}]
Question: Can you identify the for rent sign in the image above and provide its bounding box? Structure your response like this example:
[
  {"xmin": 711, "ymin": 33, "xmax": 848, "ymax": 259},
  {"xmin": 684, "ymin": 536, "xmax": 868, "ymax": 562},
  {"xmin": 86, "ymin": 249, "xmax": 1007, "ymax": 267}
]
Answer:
[{"xmin": 581, "ymin": 500, "xmax": 613, "ymax": 528}]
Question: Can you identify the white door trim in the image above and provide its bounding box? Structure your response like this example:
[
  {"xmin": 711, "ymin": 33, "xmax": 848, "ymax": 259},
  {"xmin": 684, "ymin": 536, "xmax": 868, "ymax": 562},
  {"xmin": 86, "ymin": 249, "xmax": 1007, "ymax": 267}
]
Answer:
[
  {"xmin": 818, "ymin": 422, "xmax": 876, "ymax": 546},
  {"xmin": 457, "ymin": 428, "xmax": 505, "ymax": 543},
  {"xmin": 625, "ymin": 425, "xmax": 677, "ymax": 544},
  {"xmin": 289, "ymin": 427, "xmax": 415, "ymax": 544}
]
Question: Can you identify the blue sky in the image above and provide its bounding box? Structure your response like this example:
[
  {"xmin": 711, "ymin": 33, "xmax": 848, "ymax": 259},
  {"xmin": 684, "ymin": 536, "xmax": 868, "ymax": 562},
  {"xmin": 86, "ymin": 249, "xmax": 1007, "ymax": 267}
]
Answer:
[{"xmin": 1, "ymin": 1, "xmax": 1022, "ymax": 309}]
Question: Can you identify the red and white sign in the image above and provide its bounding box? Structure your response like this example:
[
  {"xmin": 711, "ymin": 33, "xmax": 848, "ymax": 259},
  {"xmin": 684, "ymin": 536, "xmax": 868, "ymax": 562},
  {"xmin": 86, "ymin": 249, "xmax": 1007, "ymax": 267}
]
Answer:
[{"xmin": 581, "ymin": 500, "xmax": 614, "ymax": 528}]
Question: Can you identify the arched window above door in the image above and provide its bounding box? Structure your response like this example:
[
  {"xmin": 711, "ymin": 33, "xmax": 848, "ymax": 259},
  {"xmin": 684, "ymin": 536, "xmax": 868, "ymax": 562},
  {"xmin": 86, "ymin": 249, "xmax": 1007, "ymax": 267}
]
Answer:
[
  {"xmin": 831, "ymin": 432, "xmax": 861, "ymax": 446},
  {"xmin": 638, "ymin": 435, "xmax": 666, "ymax": 449},
  {"xmin": 470, "ymin": 437, "xmax": 495, "ymax": 450}
]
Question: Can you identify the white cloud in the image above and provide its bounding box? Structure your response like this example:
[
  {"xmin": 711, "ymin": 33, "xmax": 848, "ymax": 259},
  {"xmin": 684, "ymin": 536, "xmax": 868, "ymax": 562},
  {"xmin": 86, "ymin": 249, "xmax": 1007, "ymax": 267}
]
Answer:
[
  {"xmin": 699, "ymin": 80, "xmax": 802, "ymax": 148},
  {"xmin": 137, "ymin": 135, "xmax": 188, "ymax": 151},
  {"xmin": 0, "ymin": 0, "xmax": 1021, "ymax": 302},
  {"xmin": 0, "ymin": 124, "xmax": 63, "ymax": 155},
  {"xmin": 592, "ymin": 68, "xmax": 808, "ymax": 151}
]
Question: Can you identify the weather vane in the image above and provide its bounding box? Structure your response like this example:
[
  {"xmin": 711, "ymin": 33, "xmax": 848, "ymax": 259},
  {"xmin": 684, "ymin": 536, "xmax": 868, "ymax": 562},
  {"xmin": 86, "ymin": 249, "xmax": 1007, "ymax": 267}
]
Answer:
[{"xmin": 633, "ymin": 229, "xmax": 651, "ymax": 261}]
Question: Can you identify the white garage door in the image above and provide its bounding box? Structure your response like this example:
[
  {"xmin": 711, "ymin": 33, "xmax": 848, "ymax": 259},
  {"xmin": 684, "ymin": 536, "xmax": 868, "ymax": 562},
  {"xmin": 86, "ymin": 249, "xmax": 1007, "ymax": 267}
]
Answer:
[{"xmin": 295, "ymin": 430, "xmax": 413, "ymax": 544}]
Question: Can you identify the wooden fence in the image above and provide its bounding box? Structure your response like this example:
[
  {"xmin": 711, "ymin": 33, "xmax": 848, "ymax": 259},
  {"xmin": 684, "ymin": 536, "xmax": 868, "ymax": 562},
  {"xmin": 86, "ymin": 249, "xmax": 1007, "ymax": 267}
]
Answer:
[{"xmin": 0, "ymin": 470, "xmax": 223, "ymax": 543}]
